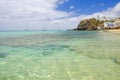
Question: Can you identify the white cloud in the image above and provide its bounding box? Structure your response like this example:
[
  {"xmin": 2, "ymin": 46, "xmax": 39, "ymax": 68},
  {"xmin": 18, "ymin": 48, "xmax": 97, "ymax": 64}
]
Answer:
[
  {"xmin": 0, "ymin": 1, "xmax": 120, "ymax": 30},
  {"xmin": 0, "ymin": 0, "xmax": 72, "ymax": 30},
  {"xmin": 70, "ymin": 6, "xmax": 74, "ymax": 9},
  {"xmin": 0, "ymin": 0, "xmax": 71, "ymax": 21},
  {"xmin": 81, "ymin": 2, "xmax": 120, "ymax": 19}
]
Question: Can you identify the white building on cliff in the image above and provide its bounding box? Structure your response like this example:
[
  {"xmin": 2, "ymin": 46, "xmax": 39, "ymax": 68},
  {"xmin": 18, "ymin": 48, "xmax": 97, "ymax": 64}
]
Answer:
[{"xmin": 104, "ymin": 18, "xmax": 120, "ymax": 29}]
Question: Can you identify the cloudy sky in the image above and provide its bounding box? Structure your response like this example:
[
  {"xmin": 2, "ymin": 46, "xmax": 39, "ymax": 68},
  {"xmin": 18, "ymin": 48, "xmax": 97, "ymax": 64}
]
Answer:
[{"xmin": 0, "ymin": 0, "xmax": 120, "ymax": 30}]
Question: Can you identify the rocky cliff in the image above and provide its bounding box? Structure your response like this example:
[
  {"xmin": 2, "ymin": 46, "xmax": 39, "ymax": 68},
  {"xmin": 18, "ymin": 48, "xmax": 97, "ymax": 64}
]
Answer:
[{"xmin": 75, "ymin": 18, "xmax": 104, "ymax": 30}]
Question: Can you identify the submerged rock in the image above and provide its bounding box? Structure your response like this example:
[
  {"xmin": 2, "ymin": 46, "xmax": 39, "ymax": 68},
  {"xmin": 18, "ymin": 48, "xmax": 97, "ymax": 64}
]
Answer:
[
  {"xmin": 0, "ymin": 52, "xmax": 9, "ymax": 58},
  {"xmin": 112, "ymin": 58, "xmax": 120, "ymax": 65},
  {"xmin": 40, "ymin": 45, "xmax": 71, "ymax": 56}
]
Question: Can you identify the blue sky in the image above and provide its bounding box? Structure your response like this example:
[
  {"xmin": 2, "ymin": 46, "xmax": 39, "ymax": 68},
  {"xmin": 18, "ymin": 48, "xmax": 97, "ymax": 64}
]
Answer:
[
  {"xmin": 0, "ymin": 0, "xmax": 120, "ymax": 30},
  {"xmin": 57, "ymin": 0, "xmax": 120, "ymax": 15}
]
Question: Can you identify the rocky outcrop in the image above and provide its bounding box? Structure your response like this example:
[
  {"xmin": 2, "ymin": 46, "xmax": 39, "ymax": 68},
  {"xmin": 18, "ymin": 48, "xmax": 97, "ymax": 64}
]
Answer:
[{"xmin": 75, "ymin": 18, "xmax": 104, "ymax": 30}]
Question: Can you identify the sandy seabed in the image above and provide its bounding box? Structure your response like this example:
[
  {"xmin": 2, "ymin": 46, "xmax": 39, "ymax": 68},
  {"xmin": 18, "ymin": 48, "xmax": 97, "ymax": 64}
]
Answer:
[{"xmin": 0, "ymin": 31, "xmax": 120, "ymax": 80}]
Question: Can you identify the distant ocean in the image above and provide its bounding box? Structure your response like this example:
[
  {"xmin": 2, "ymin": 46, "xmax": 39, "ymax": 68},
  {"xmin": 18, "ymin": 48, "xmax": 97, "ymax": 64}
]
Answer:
[{"xmin": 0, "ymin": 31, "xmax": 120, "ymax": 80}]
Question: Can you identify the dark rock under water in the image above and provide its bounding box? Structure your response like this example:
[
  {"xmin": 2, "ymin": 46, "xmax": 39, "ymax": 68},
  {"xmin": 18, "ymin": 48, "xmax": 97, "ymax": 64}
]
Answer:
[
  {"xmin": 0, "ymin": 52, "xmax": 9, "ymax": 58},
  {"xmin": 111, "ymin": 58, "xmax": 120, "ymax": 65},
  {"xmin": 40, "ymin": 45, "xmax": 71, "ymax": 56}
]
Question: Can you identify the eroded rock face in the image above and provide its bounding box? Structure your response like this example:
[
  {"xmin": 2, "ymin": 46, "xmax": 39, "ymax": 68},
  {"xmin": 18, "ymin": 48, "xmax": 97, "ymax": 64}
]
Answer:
[{"xmin": 76, "ymin": 18, "xmax": 104, "ymax": 30}]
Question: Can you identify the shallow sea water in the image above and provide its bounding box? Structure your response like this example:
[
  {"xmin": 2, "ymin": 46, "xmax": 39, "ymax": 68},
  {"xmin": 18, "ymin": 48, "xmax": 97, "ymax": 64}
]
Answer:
[{"xmin": 0, "ymin": 31, "xmax": 120, "ymax": 80}]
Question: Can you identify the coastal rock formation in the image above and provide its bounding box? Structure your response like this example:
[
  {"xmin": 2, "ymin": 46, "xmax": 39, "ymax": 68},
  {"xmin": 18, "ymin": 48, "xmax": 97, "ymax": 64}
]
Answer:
[{"xmin": 75, "ymin": 18, "xmax": 104, "ymax": 30}]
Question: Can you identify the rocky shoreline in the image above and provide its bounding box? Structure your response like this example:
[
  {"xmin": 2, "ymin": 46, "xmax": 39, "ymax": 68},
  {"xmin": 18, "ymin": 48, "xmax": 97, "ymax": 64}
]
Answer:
[{"xmin": 74, "ymin": 18, "xmax": 120, "ymax": 31}]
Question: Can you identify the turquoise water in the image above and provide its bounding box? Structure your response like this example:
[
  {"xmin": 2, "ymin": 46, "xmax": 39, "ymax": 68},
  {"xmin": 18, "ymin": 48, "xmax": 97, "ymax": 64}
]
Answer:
[{"xmin": 0, "ymin": 31, "xmax": 120, "ymax": 80}]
